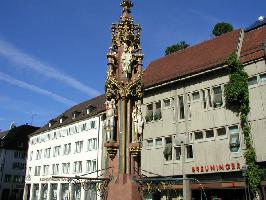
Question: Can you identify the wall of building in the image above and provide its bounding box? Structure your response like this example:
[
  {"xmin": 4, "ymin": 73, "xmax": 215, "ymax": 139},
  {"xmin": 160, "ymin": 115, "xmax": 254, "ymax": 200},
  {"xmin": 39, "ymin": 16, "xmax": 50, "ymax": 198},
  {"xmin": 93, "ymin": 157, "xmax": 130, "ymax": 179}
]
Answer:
[
  {"xmin": 24, "ymin": 115, "xmax": 104, "ymax": 200},
  {"xmin": 141, "ymin": 59, "xmax": 266, "ymax": 177}
]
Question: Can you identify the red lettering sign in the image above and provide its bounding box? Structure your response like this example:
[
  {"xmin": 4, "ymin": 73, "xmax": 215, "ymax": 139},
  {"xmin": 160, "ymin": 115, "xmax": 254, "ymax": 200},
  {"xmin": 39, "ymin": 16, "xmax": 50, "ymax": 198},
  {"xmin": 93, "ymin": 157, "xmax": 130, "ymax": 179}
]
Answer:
[{"xmin": 191, "ymin": 163, "xmax": 241, "ymax": 173}]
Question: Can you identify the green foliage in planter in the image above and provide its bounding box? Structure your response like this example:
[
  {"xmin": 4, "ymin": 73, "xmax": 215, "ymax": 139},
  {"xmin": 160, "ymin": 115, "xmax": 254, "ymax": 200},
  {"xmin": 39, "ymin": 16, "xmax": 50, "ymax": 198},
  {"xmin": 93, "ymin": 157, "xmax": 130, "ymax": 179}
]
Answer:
[
  {"xmin": 163, "ymin": 143, "xmax": 172, "ymax": 160},
  {"xmin": 224, "ymin": 53, "xmax": 263, "ymax": 195}
]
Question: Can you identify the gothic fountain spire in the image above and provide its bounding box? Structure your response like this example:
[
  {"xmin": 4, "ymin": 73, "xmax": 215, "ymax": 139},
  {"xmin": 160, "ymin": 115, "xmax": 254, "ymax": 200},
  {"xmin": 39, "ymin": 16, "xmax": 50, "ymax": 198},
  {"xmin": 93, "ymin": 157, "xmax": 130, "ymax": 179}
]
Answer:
[{"xmin": 120, "ymin": 0, "xmax": 134, "ymax": 16}]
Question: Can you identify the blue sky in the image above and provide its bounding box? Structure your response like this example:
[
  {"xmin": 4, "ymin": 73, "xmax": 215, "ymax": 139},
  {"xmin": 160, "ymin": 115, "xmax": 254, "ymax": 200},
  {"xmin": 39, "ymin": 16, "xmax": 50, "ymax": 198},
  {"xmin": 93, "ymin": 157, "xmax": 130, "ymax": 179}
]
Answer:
[{"xmin": 0, "ymin": 0, "xmax": 265, "ymax": 130}]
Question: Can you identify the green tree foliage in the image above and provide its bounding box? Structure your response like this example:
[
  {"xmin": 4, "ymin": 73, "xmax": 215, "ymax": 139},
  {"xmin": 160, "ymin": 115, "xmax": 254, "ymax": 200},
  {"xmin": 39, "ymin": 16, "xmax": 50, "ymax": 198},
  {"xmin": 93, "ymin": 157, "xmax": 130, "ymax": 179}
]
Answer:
[
  {"xmin": 212, "ymin": 22, "xmax": 234, "ymax": 36},
  {"xmin": 225, "ymin": 53, "xmax": 263, "ymax": 196},
  {"xmin": 165, "ymin": 41, "xmax": 189, "ymax": 56}
]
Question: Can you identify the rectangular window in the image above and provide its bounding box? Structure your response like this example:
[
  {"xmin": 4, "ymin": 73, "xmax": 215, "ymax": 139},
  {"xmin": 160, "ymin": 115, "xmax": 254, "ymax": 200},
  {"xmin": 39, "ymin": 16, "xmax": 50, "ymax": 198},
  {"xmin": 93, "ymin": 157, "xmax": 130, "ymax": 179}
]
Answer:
[
  {"xmin": 29, "ymin": 151, "xmax": 33, "ymax": 161},
  {"xmin": 154, "ymin": 101, "xmax": 162, "ymax": 120},
  {"xmin": 63, "ymin": 143, "xmax": 71, "ymax": 155},
  {"xmin": 36, "ymin": 150, "xmax": 42, "ymax": 160},
  {"xmin": 35, "ymin": 166, "xmax": 41, "ymax": 176},
  {"xmin": 213, "ymin": 86, "xmax": 223, "ymax": 107},
  {"xmin": 217, "ymin": 127, "xmax": 226, "ymax": 137},
  {"xmin": 229, "ymin": 126, "xmax": 240, "ymax": 152},
  {"xmin": 145, "ymin": 104, "xmax": 153, "ymax": 122},
  {"xmin": 86, "ymin": 160, "xmax": 92, "ymax": 172},
  {"xmin": 248, "ymin": 76, "xmax": 258, "ymax": 86},
  {"xmin": 62, "ymin": 163, "xmax": 70, "ymax": 174},
  {"xmin": 178, "ymin": 96, "xmax": 185, "ymax": 120},
  {"xmin": 206, "ymin": 129, "xmax": 214, "ymax": 138},
  {"xmin": 44, "ymin": 148, "xmax": 51, "ymax": 158},
  {"xmin": 51, "ymin": 184, "xmax": 58, "ymax": 200},
  {"xmin": 73, "ymin": 161, "xmax": 82, "ymax": 173},
  {"xmin": 52, "ymin": 164, "xmax": 59, "ymax": 175},
  {"xmin": 192, "ymin": 91, "xmax": 200, "ymax": 101},
  {"xmin": 92, "ymin": 160, "xmax": 97, "ymax": 172},
  {"xmin": 175, "ymin": 146, "xmax": 181, "ymax": 160},
  {"xmin": 90, "ymin": 121, "xmax": 96, "ymax": 129},
  {"xmin": 75, "ymin": 141, "xmax": 83, "ymax": 153},
  {"xmin": 155, "ymin": 138, "xmax": 162, "ymax": 147},
  {"xmin": 53, "ymin": 146, "xmax": 61, "ymax": 157},
  {"xmin": 207, "ymin": 88, "xmax": 213, "ymax": 108},
  {"xmin": 43, "ymin": 165, "xmax": 49, "ymax": 176},
  {"xmin": 202, "ymin": 90, "xmax": 207, "ymax": 109},
  {"xmin": 147, "ymin": 139, "xmax": 153, "ymax": 148},
  {"xmin": 260, "ymin": 73, "xmax": 266, "ymax": 83},
  {"xmin": 92, "ymin": 138, "xmax": 97, "ymax": 150},
  {"xmin": 88, "ymin": 139, "xmax": 92, "ymax": 151},
  {"xmin": 164, "ymin": 137, "xmax": 172, "ymax": 161},
  {"xmin": 4, "ymin": 174, "xmax": 12, "ymax": 182},
  {"xmin": 163, "ymin": 99, "xmax": 170, "ymax": 107},
  {"xmin": 186, "ymin": 145, "xmax": 193, "ymax": 159},
  {"xmin": 194, "ymin": 131, "xmax": 203, "ymax": 140}
]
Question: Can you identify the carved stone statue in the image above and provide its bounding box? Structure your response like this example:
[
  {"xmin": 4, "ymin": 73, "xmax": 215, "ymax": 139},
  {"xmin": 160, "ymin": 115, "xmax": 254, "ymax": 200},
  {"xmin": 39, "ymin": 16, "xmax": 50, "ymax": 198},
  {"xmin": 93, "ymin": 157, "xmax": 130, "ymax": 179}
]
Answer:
[
  {"xmin": 121, "ymin": 43, "xmax": 133, "ymax": 77},
  {"xmin": 132, "ymin": 101, "xmax": 144, "ymax": 143},
  {"xmin": 105, "ymin": 99, "xmax": 116, "ymax": 142}
]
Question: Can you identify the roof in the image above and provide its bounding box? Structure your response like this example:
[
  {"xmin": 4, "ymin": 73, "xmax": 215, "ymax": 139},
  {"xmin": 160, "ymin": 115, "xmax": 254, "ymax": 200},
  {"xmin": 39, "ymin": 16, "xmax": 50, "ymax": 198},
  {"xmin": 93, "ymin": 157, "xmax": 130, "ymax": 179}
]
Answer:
[
  {"xmin": 240, "ymin": 25, "xmax": 266, "ymax": 63},
  {"xmin": 0, "ymin": 125, "xmax": 39, "ymax": 150},
  {"xmin": 245, "ymin": 17, "xmax": 266, "ymax": 32},
  {"xmin": 143, "ymin": 29, "xmax": 242, "ymax": 88},
  {"xmin": 33, "ymin": 94, "xmax": 106, "ymax": 135}
]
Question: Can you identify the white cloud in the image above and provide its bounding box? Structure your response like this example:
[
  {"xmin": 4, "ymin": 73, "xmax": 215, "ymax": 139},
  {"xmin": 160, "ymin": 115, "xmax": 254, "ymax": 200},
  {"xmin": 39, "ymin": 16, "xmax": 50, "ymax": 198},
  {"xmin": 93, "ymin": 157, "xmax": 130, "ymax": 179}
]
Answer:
[
  {"xmin": 0, "ymin": 39, "xmax": 101, "ymax": 97},
  {"xmin": 0, "ymin": 72, "xmax": 76, "ymax": 106}
]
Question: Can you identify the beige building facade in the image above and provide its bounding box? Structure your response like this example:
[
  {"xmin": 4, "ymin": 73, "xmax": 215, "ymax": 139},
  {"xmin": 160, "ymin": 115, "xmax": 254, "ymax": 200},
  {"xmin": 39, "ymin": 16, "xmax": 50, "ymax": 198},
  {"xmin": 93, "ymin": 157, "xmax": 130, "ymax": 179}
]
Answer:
[{"xmin": 141, "ymin": 25, "xmax": 266, "ymax": 199}]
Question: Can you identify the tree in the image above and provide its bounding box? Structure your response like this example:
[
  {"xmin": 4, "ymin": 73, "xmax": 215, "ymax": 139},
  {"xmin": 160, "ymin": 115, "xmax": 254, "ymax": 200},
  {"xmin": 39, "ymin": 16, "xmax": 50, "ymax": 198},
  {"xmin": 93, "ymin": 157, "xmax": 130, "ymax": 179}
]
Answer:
[
  {"xmin": 165, "ymin": 41, "xmax": 189, "ymax": 56},
  {"xmin": 212, "ymin": 22, "xmax": 234, "ymax": 36}
]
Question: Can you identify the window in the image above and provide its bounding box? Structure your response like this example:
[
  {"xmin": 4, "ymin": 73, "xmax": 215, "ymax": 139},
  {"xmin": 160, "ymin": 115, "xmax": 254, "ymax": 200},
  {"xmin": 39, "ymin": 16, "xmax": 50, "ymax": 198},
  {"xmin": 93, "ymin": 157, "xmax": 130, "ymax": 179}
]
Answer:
[
  {"xmin": 4, "ymin": 174, "xmax": 12, "ymax": 182},
  {"xmin": 63, "ymin": 143, "xmax": 71, "ymax": 155},
  {"xmin": 202, "ymin": 90, "xmax": 207, "ymax": 109},
  {"xmin": 73, "ymin": 161, "xmax": 82, "ymax": 173},
  {"xmin": 52, "ymin": 164, "xmax": 59, "ymax": 175},
  {"xmin": 145, "ymin": 104, "xmax": 153, "ymax": 122},
  {"xmin": 248, "ymin": 76, "xmax": 258, "ymax": 86},
  {"xmin": 260, "ymin": 73, "xmax": 266, "ymax": 83},
  {"xmin": 175, "ymin": 146, "xmax": 181, "ymax": 160},
  {"xmin": 186, "ymin": 145, "xmax": 193, "ymax": 159},
  {"xmin": 92, "ymin": 160, "xmax": 97, "ymax": 172},
  {"xmin": 229, "ymin": 126, "xmax": 240, "ymax": 152},
  {"xmin": 59, "ymin": 118, "xmax": 63, "ymax": 124},
  {"xmin": 86, "ymin": 160, "xmax": 92, "ymax": 172},
  {"xmin": 217, "ymin": 127, "xmax": 226, "ymax": 137},
  {"xmin": 147, "ymin": 139, "xmax": 153, "ymax": 148},
  {"xmin": 178, "ymin": 95, "xmax": 185, "ymax": 120},
  {"xmin": 207, "ymin": 88, "xmax": 213, "ymax": 108},
  {"xmin": 36, "ymin": 150, "xmax": 42, "ymax": 160},
  {"xmin": 62, "ymin": 163, "xmax": 70, "ymax": 174},
  {"xmin": 154, "ymin": 101, "xmax": 162, "ymax": 120},
  {"xmin": 155, "ymin": 138, "xmax": 162, "ymax": 147},
  {"xmin": 194, "ymin": 131, "xmax": 203, "ymax": 140},
  {"xmin": 44, "ymin": 148, "xmax": 51, "ymax": 158},
  {"xmin": 164, "ymin": 137, "xmax": 172, "ymax": 161},
  {"xmin": 92, "ymin": 138, "xmax": 97, "ymax": 150},
  {"xmin": 90, "ymin": 121, "xmax": 96, "ymax": 129},
  {"xmin": 163, "ymin": 99, "xmax": 170, "ymax": 107},
  {"xmin": 75, "ymin": 141, "xmax": 83, "ymax": 153},
  {"xmin": 51, "ymin": 184, "xmax": 58, "ymax": 200},
  {"xmin": 192, "ymin": 91, "xmax": 200, "ymax": 101},
  {"xmin": 29, "ymin": 151, "xmax": 33, "ymax": 161},
  {"xmin": 12, "ymin": 162, "xmax": 26, "ymax": 170},
  {"xmin": 213, "ymin": 86, "xmax": 223, "ymax": 107},
  {"xmin": 13, "ymin": 175, "xmax": 20, "ymax": 183},
  {"xmin": 53, "ymin": 146, "xmax": 61, "ymax": 157},
  {"xmin": 206, "ymin": 129, "xmax": 214, "ymax": 138},
  {"xmin": 35, "ymin": 166, "xmax": 41, "ymax": 176},
  {"xmin": 43, "ymin": 165, "xmax": 49, "ymax": 176},
  {"xmin": 28, "ymin": 167, "xmax": 32, "ymax": 176}
]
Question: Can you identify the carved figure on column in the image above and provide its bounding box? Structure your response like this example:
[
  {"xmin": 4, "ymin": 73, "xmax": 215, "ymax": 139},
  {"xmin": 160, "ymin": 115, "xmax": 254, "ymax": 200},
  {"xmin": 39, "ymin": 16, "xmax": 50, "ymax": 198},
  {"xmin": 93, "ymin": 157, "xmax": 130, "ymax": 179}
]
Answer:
[
  {"xmin": 105, "ymin": 99, "xmax": 116, "ymax": 142},
  {"xmin": 132, "ymin": 101, "xmax": 144, "ymax": 143},
  {"xmin": 121, "ymin": 43, "xmax": 133, "ymax": 77}
]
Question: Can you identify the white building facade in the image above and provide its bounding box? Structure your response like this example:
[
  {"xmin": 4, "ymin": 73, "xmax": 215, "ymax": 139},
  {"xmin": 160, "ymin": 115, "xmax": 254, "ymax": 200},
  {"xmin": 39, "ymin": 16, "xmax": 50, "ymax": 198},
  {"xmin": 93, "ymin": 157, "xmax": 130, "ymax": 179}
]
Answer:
[{"xmin": 24, "ymin": 95, "xmax": 106, "ymax": 200}]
